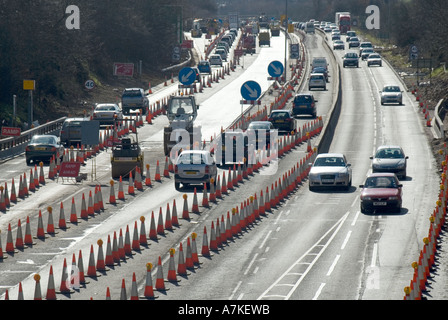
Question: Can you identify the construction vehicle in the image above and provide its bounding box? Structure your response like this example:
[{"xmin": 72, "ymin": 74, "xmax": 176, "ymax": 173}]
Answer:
[
  {"xmin": 258, "ymin": 31, "xmax": 270, "ymax": 47},
  {"xmin": 270, "ymin": 21, "xmax": 280, "ymax": 36},
  {"xmin": 163, "ymin": 95, "xmax": 201, "ymax": 156},
  {"xmin": 110, "ymin": 119, "xmax": 144, "ymax": 179},
  {"xmin": 191, "ymin": 19, "xmax": 203, "ymax": 37}
]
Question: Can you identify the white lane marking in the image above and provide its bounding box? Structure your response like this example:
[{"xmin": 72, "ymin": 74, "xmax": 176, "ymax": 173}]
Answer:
[
  {"xmin": 341, "ymin": 231, "xmax": 352, "ymax": 250},
  {"xmin": 326, "ymin": 254, "xmax": 340, "ymax": 276},
  {"xmin": 312, "ymin": 283, "xmax": 326, "ymax": 300}
]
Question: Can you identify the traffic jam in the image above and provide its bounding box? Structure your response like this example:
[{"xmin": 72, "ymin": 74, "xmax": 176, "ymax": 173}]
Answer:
[{"xmin": 0, "ymin": 8, "xmax": 443, "ymax": 304}]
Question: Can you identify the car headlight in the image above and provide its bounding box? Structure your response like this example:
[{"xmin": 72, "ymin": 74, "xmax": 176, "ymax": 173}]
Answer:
[
  {"xmin": 389, "ymin": 196, "xmax": 399, "ymax": 200},
  {"xmin": 362, "ymin": 196, "xmax": 372, "ymax": 201}
]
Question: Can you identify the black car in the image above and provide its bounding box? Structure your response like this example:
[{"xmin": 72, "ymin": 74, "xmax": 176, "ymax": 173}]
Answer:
[
  {"xmin": 268, "ymin": 110, "xmax": 296, "ymax": 134},
  {"xmin": 343, "ymin": 52, "xmax": 359, "ymax": 68},
  {"xmin": 25, "ymin": 135, "xmax": 64, "ymax": 165},
  {"xmin": 246, "ymin": 121, "xmax": 274, "ymax": 150},
  {"xmin": 292, "ymin": 94, "xmax": 317, "ymax": 118}
]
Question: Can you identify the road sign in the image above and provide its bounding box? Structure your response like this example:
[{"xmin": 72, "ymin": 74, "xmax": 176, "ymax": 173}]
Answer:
[
  {"xmin": 241, "ymin": 81, "xmax": 261, "ymax": 101},
  {"xmin": 84, "ymin": 80, "xmax": 95, "ymax": 90},
  {"xmin": 268, "ymin": 61, "xmax": 284, "ymax": 78},
  {"xmin": 290, "ymin": 44, "xmax": 300, "ymax": 59},
  {"xmin": 59, "ymin": 162, "xmax": 81, "ymax": 178},
  {"xmin": 179, "ymin": 67, "xmax": 197, "ymax": 86},
  {"xmin": 1, "ymin": 127, "xmax": 21, "ymax": 137},
  {"xmin": 113, "ymin": 63, "xmax": 134, "ymax": 77}
]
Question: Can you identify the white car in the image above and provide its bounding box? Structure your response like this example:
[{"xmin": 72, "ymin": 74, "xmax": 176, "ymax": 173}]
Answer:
[
  {"xmin": 174, "ymin": 150, "xmax": 218, "ymax": 190},
  {"xmin": 380, "ymin": 85, "xmax": 403, "ymax": 105},
  {"xmin": 309, "ymin": 153, "xmax": 352, "ymax": 191},
  {"xmin": 308, "ymin": 73, "xmax": 326, "ymax": 91},
  {"xmin": 367, "ymin": 53, "xmax": 382, "ymax": 67},
  {"xmin": 209, "ymin": 54, "xmax": 223, "ymax": 67},
  {"xmin": 92, "ymin": 103, "xmax": 123, "ymax": 125}
]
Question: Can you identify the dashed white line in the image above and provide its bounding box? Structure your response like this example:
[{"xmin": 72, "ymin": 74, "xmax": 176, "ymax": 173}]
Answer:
[
  {"xmin": 326, "ymin": 254, "xmax": 340, "ymax": 276},
  {"xmin": 341, "ymin": 231, "xmax": 352, "ymax": 250},
  {"xmin": 312, "ymin": 283, "xmax": 326, "ymax": 300}
]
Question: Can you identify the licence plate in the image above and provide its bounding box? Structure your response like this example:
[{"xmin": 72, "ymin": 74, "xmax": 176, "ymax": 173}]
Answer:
[
  {"xmin": 185, "ymin": 171, "xmax": 197, "ymax": 175},
  {"xmin": 35, "ymin": 147, "xmax": 46, "ymax": 151},
  {"xmin": 373, "ymin": 202, "xmax": 387, "ymax": 206},
  {"xmin": 299, "ymin": 105, "xmax": 307, "ymax": 108},
  {"xmin": 276, "ymin": 120, "xmax": 284, "ymax": 123},
  {"xmin": 115, "ymin": 157, "xmax": 135, "ymax": 161},
  {"xmin": 322, "ymin": 179, "xmax": 334, "ymax": 183}
]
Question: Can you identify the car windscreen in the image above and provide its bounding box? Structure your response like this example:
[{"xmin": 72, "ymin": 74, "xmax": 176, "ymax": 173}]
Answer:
[
  {"xmin": 313, "ymin": 157, "xmax": 346, "ymax": 167},
  {"xmin": 375, "ymin": 148, "xmax": 404, "ymax": 158},
  {"xmin": 169, "ymin": 99, "xmax": 194, "ymax": 115},
  {"xmin": 31, "ymin": 136, "xmax": 56, "ymax": 145},
  {"xmin": 364, "ymin": 176, "xmax": 398, "ymax": 188},
  {"xmin": 383, "ymin": 86, "xmax": 400, "ymax": 92}
]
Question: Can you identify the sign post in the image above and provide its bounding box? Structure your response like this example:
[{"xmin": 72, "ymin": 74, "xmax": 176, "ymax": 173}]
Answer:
[{"xmin": 23, "ymin": 80, "xmax": 35, "ymax": 129}]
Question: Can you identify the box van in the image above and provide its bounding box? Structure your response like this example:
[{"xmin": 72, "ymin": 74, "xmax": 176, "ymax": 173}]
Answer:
[
  {"xmin": 305, "ymin": 22, "xmax": 315, "ymax": 34},
  {"xmin": 59, "ymin": 117, "xmax": 90, "ymax": 147},
  {"xmin": 311, "ymin": 57, "xmax": 328, "ymax": 72}
]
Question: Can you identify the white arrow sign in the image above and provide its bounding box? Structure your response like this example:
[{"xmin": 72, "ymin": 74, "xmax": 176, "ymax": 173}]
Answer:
[
  {"xmin": 244, "ymin": 83, "xmax": 259, "ymax": 99},
  {"xmin": 181, "ymin": 70, "xmax": 194, "ymax": 83}
]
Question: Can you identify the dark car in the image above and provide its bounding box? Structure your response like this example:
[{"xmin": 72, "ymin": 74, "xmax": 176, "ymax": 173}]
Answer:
[
  {"xmin": 343, "ymin": 52, "xmax": 359, "ymax": 68},
  {"xmin": 215, "ymin": 131, "xmax": 248, "ymax": 165},
  {"xmin": 268, "ymin": 110, "xmax": 296, "ymax": 133},
  {"xmin": 292, "ymin": 93, "xmax": 317, "ymax": 118},
  {"xmin": 311, "ymin": 67, "xmax": 329, "ymax": 82},
  {"xmin": 191, "ymin": 67, "xmax": 201, "ymax": 82},
  {"xmin": 359, "ymin": 173, "xmax": 403, "ymax": 213},
  {"xmin": 25, "ymin": 134, "xmax": 64, "ymax": 165},
  {"xmin": 246, "ymin": 121, "xmax": 274, "ymax": 150},
  {"xmin": 197, "ymin": 60, "xmax": 212, "ymax": 74}
]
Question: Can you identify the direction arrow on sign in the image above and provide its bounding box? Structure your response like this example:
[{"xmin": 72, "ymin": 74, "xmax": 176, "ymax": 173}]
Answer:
[
  {"xmin": 241, "ymin": 81, "xmax": 261, "ymax": 101},
  {"xmin": 179, "ymin": 67, "xmax": 197, "ymax": 86},
  {"xmin": 268, "ymin": 61, "xmax": 284, "ymax": 78}
]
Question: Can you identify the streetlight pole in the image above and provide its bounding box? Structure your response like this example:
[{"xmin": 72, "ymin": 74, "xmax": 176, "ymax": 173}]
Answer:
[{"xmin": 284, "ymin": 0, "xmax": 288, "ymax": 82}]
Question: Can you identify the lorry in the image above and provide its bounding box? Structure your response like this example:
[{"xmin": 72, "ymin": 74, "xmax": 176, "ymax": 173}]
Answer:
[
  {"xmin": 242, "ymin": 34, "xmax": 256, "ymax": 54},
  {"xmin": 270, "ymin": 21, "xmax": 280, "ymax": 36},
  {"xmin": 258, "ymin": 31, "xmax": 270, "ymax": 47},
  {"xmin": 110, "ymin": 119, "xmax": 144, "ymax": 179},
  {"xmin": 335, "ymin": 12, "xmax": 351, "ymax": 34},
  {"xmin": 163, "ymin": 95, "xmax": 201, "ymax": 156},
  {"xmin": 305, "ymin": 21, "xmax": 315, "ymax": 34}
]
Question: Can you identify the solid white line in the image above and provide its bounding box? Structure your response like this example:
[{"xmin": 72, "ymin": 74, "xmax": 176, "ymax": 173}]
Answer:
[
  {"xmin": 312, "ymin": 283, "xmax": 326, "ymax": 300},
  {"xmin": 326, "ymin": 255, "xmax": 340, "ymax": 276}
]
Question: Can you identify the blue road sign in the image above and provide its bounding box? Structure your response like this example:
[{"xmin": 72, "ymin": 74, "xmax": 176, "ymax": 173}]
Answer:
[
  {"xmin": 268, "ymin": 60, "xmax": 284, "ymax": 78},
  {"xmin": 179, "ymin": 67, "xmax": 197, "ymax": 86},
  {"xmin": 241, "ymin": 81, "xmax": 261, "ymax": 101}
]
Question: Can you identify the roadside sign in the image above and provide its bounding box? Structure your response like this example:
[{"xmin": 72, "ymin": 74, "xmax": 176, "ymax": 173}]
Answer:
[
  {"xmin": 84, "ymin": 80, "xmax": 95, "ymax": 90},
  {"xmin": 241, "ymin": 81, "xmax": 261, "ymax": 101},
  {"xmin": 1, "ymin": 127, "xmax": 21, "ymax": 137},
  {"xmin": 268, "ymin": 60, "xmax": 284, "ymax": 78},
  {"xmin": 23, "ymin": 80, "xmax": 35, "ymax": 91},
  {"xmin": 179, "ymin": 67, "xmax": 197, "ymax": 86},
  {"xmin": 290, "ymin": 43, "xmax": 300, "ymax": 59},
  {"xmin": 113, "ymin": 63, "xmax": 134, "ymax": 77},
  {"xmin": 59, "ymin": 162, "xmax": 81, "ymax": 178}
]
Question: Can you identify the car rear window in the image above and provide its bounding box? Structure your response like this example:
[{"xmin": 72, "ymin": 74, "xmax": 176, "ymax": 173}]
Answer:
[
  {"xmin": 122, "ymin": 90, "xmax": 143, "ymax": 97},
  {"xmin": 31, "ymin": 136, "xmax": 56, "ymax": 144},
  {"xmin": 178, "ymin": 153, "xmax": 208, "ymax": 165},
  {"xmin": 294, "ymin": 95, "xmax": 312, "ymax": 103},
  {"xmin": 270, "ymin": 112, "xmax": 289, "ymax": 119}
]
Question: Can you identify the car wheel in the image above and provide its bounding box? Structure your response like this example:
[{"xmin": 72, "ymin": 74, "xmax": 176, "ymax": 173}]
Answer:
[{"xmin": 174, "ymin": 182, "xmax": 180, "ymax": 191}]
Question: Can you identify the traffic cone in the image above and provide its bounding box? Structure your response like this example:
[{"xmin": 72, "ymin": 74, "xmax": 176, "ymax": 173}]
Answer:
[
  {"xmin": 118, "ymin": 176, "xmax": 125, "ymax": 200},
  {"xmin": 209, "ymin": 221, "xmax": 218, "ymax": 252},
  {"xmin": 10, "ymin": 179, "xmax": 16, "ymax": 204},
  {"xmin": 34, "ymin": 274, "xmax": 42, "ymax": 300},
  {"xmin": 132, "ymin": 221, "xmax": 141, "ymax": 251},
  {"xmin": 5, "ymin": 223, "xmax": 16, "ymax": 254},
  {"xmin": 24, "ymin": 216, "xmax": 35, "ymax": 246},
  {"xmin": 139, "ymin": 216, "xmax": 148, "ymax": 246},
  {"xmin": 96, "ymin": 239, "xmax": 107, "ymax": 272},
  {"xmin": 185, "ymin": 238, "xmax": 194, "ymax": 269},
  {"xmin": 112, "ymin": 231, "xmax": 120, "ymax": 263},
  {"xmin": 157, "ymin": 207, "xmax": 165, "ymax": 235},
  {"xmin": 35, "ymin": 210, "xmax": 46, "ymax": 240},
  {"xmin": 172, "ymin": 199, "xmax": 180, "ymax": 227},
  {"xmin": 145, "ymin": 164, "xmax": 152, "ymax": 187},
  {"xmin": 70, "ymin": 197, "xmax": 78, "ymax": 224},
  {"xmin": 45, "ymin": 266, "xmax": 57, "ymax": 300},
  {"xmin": 163, "ymin": 157, "xmax": 170, "ymax": 178},
  {"xmin": 87, "ymin": 245, "xmax": 99, "ymax": 278},
  {"xmin": 80, "ymin": 193, "xmax": 88, "ymax": 219},
  {"xmin": 23, "ymin": 172, "xmax": 29, "ymax": 196},
  {"xmin": 130, "ymin": 272, "xmax": 139, "ymax": 300},
  {"xmin": 225, "ymin": 211, "xmax": 233, "ymax": 241},
  {"xmin": 165, "ymin": 203, "xmax": 173, "ymax": 231},
  {"xmin": 135, "ymin": 166, "xmax": 143, "ymax": 190},
  {"xmin": 144, "ymin": 263, "xmax": 155, "ymax": 299},
  {"xmin": 191, "ymin": 232, "xmax": 200, "ymax": 265},
  {"xmin": 209, "ymin": 178, "xmax": 216, "ymax": 202},
  {"xmin": 192, "ymin": 188, "xmax": 200, "ymax": 213},
  {"xmin": 177, "ymin": 243, "xmax": 188, "ymax": 277},
  {"xmin": 149, "ymin": 211, "xmax": 158, "ymax": 241},
  {"xmin": 39, "ymin": 162, "xmax": 45, "ymax": 185},
  {"xmin": 106, "ymin": 287, "xmax": 111, "ymax": 300},
  {"xmin": 46, "ymin": 206, "xmax": 57, "ymax": 235},
  {"xmin": 70, "ymin": 253, "xmax": 80, "ymax": 290},
  {"xmin": 221, "ymin": 171, "xmax": 228, "ymax": 194},
  {"xmin": 123, "ymin": 225, "xmax": 133, "ymax": 256},
  {"xmin": 58, "ymin": 202, "xmax": 68, "ymax": 230},
  {"xmin": 216, "ymin": 175, "xmax": 222, "ymax": 199},
  {"xmin": 58, "ymin": 258, "xmax": 73, "ymax": 294},
  {"xmin": 181, "ymin": 194, "xmax": 190, "ymax": 220},
  {"xmin": 167, "ymin": 248, "xmax": 178, "ymax": 282},
  {"xmin": 18, "ymin": 175, "xmax": 24, "ymax": 199},
  {"xmin": 87, "ymin": 190, "xmax": 95, "ymax": 216},
  {"xmin": 15, "ymin": 219, "xmax": 24, "ymax": 250},
  {"xmin": 155, "ymin": 256, "xmax": 166, "ymax": 291},
  {"xmin": 28, "ymin": 168, "xmax": 35, "ymax": 192},
  {"xmin": 78, "ymin": 249, "xmax": 88, "ymax": 285},
  {"xmin": 155, "ymin": 160, "xmax": 162, "ymax": 182},
  {"xmin": 97, "ymin": 185, "xmax": 104, "ymax": 210},
  {"xmin": 202, "ymin": 183, "xmax": 209, "ymax": 207},
  {"xmin": 128, "ymin": 171, "xmax": 135, "ymax": 195},
  {"xmin": 120, "ymin": 279, "xmax": 127, "ymax": 300},
  {"xmin": 17, "ymin": 282, "xmax": 24, "ymax": 300},
  {"xmin": 33, "ymin": 165, "xmax": 39, "ymax": 188}
]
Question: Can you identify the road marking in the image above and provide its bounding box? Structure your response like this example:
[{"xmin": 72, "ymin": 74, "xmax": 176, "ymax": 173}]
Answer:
[
  {"xmin": 259, "ymin": 230, "xmax": 272, "ymax": 249},
  {"xmin": 244, "ymin": 253, "xmax": 259, "ymax": 275},
  {"xmin": 312, "ymin": 283, "xmax": 326, "ymax": 300},
  {"xmin": 371, "ymin": 242, "xmax": 378, "ymax": 267},
  {"xmin": 341, "ymin": 231, "xmax": 352, "ymax": 250},
  {"xmin": 326, "ymin": 254, "xmax": 340, "ymax": 276},
  {"xmin": 351, "ymin": 211, "xmax": 360, "ymax": 226}
]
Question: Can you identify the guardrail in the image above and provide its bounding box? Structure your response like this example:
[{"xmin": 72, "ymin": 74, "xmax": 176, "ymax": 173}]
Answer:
[
  {"xmin": 433, "ymin": 98, "xmax": 446, "ymax": 139},
  {"xmin": 0, "ymin": 117, "xmax": 66, "ymax": 161}
]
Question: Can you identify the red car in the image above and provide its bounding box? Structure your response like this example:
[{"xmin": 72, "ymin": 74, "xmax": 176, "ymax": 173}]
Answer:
[{"xmin": 359, "ymin": 173, "xmax": 403, "ymax": 214}]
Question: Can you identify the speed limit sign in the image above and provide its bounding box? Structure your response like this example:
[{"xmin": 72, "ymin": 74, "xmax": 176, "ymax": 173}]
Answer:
[{"xmin": 85, "ymin": 79, "xmax": 95, "ymax": 90}]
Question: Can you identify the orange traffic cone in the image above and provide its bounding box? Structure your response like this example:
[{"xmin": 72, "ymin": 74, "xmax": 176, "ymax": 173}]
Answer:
[
  {"xmin": 167, "ymin": 248, "xmax": 178, "ymax": 282},
  {"xmin": 154, "ymin": 160, "xmax": 162, "ymax": 182},
  {"xmin": 182, "ymin": 194, "xmax": 190, "ymax": 220},
  {"xmin": 69, "ymin": 197, "xmax": 78, "ymax": 224},
  {"xmin": 144, "ymin": 263, "xmax": 155, "ymax": 299},
  {"xmin": 192, "ymin": 188, "xmax": 200, "ymax": 213},
  {"xmin": 149, "ymin": 211, "xmax": 158, "ymax": 241},
  {"xmin": 155, "ymin": 256, "xmax": 166, "ymax": 291},
  {"xmin": 130, "ymin": 272, "xmax": 139, "ymax": 300}
]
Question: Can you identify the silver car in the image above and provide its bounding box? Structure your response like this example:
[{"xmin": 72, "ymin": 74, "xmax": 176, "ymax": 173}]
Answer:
[
  {"xmin": 92, "ymin": 103, "xmax": 123, "ymax": 125},
  {"xmin": 309, "ymin": 153, "xmax": 352, "ymax": 191},
  {"xmin": 174, "ymin": 150, "xmax": 218, "ymax": 190},
  {"xmin": 380, "ymin": 85, "xmax": 403, "ymax": 105},
  {"xmin": 370, "ymin": 145, "xmax": 408, "ymax": 179}
]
